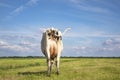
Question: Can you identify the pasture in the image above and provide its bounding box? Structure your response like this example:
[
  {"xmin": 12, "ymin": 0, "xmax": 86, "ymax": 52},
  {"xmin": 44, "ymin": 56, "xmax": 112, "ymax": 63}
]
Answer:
[{"xmin": 0, "ymin": 57, "xmax": 120, "ymax": 80}]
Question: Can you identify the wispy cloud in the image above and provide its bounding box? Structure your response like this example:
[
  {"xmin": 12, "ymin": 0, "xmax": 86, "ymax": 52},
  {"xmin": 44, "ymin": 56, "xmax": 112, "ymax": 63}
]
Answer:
[
  {"xmin": 70, "ymin": 0, "xmax": 81, "ymax": 4},
  {"xmin": 0, "ymin": 2, "xmax": 12, "ymax": 8},
  {"xmin": 77, "ymin": 5, "xmax": 110, "ymax": 13},
  {"xmin": 69, "ymin": 0, "xmax": 111, "ymax": 14},
  {"xmin": 64, "ymin": 30, "xmax": 120, "ymax": 38},
  {"xmin": 11, "ymin": 6, "xmax": 25, "ymax": 15},
  {"xmin": 5, "ymin": 0, "xmax": 39, "ymax": 20},
  {"xmin": 26, "ymin": 0, "xmax": 39, "ymax": 6},
  {"xmin": 0, "ymin": 31, "xmax": 40, "ymax": 43}
]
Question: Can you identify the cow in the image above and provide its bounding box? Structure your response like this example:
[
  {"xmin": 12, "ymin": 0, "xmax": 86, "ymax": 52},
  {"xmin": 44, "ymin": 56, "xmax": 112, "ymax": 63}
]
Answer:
[{"xmin": 41, "ymin": 28, "xmax": 63, "ymax": 76}]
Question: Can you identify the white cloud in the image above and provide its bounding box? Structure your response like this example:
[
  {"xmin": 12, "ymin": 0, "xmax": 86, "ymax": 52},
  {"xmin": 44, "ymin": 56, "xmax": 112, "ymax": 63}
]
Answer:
[
  {"xmin": 0, "ymin": 31, "xmax": 41, "ymax": 55},
  {"xmin": 62, "ymin": 28, "xmax": 120, "ymax": 56},
  {"xmin": 19, "ymin": 41, "xmax": 39, "ymax": 48},
  {"xmin": 70, "ymin": 45, "xmax": 120, "ymax": 57},
  {"xmin": 103, "ymin": 38, "xmax": 120, "ymax": 48},
  {"xmin": 0, "ymin": 40, "xmax": 31, "ymax": 52},
  {"xmin": 69, "ymin": 37, "xmax": 120, "ymax": 56},
  {"xmin": 0, "ymin": 40, "xmax": 8, "ymax": 46}
]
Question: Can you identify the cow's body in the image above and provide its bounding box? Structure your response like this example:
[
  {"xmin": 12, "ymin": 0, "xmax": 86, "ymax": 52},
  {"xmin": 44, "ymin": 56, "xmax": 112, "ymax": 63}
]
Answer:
[{"xmin": 41, "ymin": 28, "xmax": 63, "ymax": 76}]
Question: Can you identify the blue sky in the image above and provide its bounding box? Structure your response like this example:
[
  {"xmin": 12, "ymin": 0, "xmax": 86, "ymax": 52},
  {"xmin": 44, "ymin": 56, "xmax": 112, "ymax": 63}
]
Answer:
[{"xmin": 0, "ymin": 0, "xmax": 120, "ymax": 57}]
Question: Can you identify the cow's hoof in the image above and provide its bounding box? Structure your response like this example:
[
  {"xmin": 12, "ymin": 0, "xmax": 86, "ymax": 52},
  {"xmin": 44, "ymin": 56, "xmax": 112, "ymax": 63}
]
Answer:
[
  {"xmin": 47, "ymin": 73, "xmax": 51, "ymax": 77},
  {"xmin": 47, "ymin": 74, "xmax": 50, "ymax": 77}
]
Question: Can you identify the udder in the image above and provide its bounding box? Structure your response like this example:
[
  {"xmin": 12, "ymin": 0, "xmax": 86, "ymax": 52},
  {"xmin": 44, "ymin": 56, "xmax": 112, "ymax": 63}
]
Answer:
[{"xmin": 49, "ymin": 40, "xmax": 58, "ymax": 59}]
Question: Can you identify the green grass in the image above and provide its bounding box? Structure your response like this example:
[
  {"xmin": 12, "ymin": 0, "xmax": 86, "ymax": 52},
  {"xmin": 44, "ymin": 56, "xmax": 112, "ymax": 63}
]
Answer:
[{"xmin": 0, "ymin": 57, "xmax": 120, "ymax": 80}]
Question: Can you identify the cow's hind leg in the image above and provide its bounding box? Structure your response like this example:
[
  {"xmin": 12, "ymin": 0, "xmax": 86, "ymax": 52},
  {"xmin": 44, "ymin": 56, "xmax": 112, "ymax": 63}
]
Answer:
[
  {"xmin": 46, "ymin": 49, "xmax": 51, "ymax": 77},
  {"xmin": 47, "ymin": 59, "xmax": 51, "ymax": 76},
  {"xmin": 56, "ymin": 57, "xmax": 60, "ymax": 75}
]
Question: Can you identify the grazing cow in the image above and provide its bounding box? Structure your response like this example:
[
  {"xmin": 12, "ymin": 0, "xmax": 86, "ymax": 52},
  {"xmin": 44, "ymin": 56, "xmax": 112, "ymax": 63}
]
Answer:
[{"xmin": 41, "ymin": 28, "xmax": 63, "ymax": 76}]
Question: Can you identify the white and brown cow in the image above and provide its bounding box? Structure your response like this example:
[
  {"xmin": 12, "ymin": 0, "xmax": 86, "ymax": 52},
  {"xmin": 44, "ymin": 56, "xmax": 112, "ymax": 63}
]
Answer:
[{"xmin": 41, "ymin": 28, "xmax": 63, "ymax": 76}]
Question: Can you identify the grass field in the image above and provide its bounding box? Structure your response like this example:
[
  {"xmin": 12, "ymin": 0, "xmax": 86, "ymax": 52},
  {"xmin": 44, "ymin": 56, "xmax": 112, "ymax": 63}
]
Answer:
[{"xmin": 0, "ymin": 57, "xmax": 120, "ymax": 80}]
